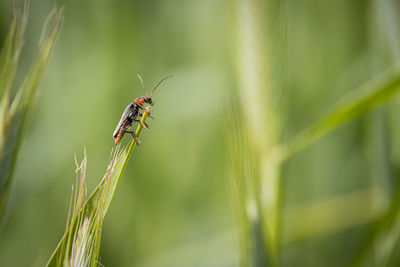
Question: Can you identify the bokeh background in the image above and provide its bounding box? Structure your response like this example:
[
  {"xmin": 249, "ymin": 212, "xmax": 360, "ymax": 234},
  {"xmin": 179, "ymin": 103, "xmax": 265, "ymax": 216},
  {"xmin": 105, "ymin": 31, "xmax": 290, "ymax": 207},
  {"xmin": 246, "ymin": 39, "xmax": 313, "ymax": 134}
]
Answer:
[{"xmin": 1, "ymin": 0, "xmax": 400, "ymax": 266}]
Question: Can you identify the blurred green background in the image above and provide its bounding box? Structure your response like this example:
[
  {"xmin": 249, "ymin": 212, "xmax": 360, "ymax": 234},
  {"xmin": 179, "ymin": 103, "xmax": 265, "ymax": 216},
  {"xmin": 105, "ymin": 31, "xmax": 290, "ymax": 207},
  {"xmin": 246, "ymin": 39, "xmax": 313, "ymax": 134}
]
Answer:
[{"xmin": 1, "ymin": 0, "xmax": 400, "ymax": 266}]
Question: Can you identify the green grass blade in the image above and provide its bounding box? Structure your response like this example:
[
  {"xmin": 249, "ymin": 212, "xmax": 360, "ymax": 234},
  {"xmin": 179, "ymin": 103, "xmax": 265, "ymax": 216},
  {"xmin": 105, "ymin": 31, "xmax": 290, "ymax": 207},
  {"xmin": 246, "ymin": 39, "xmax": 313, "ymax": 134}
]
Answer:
[
  {"xmin": 0, "ymin": 7, "xmax": 62, "ymax": 216},
  {"xmin": 46, "ymin": 110, "xmax": 150, "ymax": 267},
  {"xmin": 88, "ymin": 110, "xmax": 149, "ymax": 218},
  {"xmin": 0, "ymin": 5, "xmax": 26, "ymax": 155},
  {"xmin": 0, "ymin": 5, "xmax": 25, "ymax": 98},
  {"xmin": 274, "ymin": 62, "xmax": 400, "ymax": 162}
]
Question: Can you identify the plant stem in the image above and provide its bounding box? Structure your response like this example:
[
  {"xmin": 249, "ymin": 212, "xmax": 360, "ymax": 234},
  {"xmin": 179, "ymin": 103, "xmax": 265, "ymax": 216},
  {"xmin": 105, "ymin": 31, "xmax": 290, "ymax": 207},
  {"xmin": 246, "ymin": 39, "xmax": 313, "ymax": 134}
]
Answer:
[{"xmin": 46, "ymin": 108, "xmax": 151, "ymax": 267}]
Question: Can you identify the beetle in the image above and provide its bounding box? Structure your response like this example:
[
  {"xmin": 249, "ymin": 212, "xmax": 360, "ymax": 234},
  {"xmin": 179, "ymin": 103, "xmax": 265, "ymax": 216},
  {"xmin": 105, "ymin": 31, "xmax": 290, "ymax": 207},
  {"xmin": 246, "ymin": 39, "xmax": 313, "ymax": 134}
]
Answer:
[{"xmin": 113, "ymin": 74, "xmax": 172, "ymax": 145}]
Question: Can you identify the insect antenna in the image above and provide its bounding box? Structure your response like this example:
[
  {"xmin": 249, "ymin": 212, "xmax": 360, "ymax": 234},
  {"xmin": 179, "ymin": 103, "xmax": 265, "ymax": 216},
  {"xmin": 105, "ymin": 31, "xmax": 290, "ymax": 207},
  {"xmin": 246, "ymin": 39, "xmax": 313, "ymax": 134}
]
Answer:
[
  {"xmin": 150, "ymin": 75, "xmax": 173, "ymax": 97},
  {"xmin": 136, "ymin": 74, "xmax": 148, "ymax": 97}
]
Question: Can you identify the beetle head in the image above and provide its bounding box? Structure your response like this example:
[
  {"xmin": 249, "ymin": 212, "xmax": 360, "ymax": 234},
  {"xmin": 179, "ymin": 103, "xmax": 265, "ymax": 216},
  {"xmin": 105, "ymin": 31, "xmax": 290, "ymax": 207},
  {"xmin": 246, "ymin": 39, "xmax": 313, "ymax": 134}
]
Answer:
[
  {"xmin": 134, "ymin": 96, "xmax": 153, "ymax": 106},
  {"xmin": 144, "ymin": 96, "xmax": 153, "ymax": 105}
]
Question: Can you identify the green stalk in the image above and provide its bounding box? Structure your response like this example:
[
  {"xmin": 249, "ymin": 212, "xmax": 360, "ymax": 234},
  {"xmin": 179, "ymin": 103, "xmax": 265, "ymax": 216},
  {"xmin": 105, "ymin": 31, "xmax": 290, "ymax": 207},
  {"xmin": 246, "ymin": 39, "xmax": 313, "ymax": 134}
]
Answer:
[
  {"xmin": 232, "ymin": 0, "xmax": 285, "ymax": 266},
  {"xmin": 47, "ymin": 109, "xmax": 151, "ymax": 267}
]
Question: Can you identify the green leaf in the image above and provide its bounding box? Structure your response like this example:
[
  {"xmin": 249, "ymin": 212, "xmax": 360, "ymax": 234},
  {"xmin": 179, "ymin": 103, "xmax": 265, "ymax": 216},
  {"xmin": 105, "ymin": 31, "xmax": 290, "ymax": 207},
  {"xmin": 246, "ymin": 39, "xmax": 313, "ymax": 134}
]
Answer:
[{"xmin": 274, "ymin": 62, "xmax": 400, "ymax": 162}]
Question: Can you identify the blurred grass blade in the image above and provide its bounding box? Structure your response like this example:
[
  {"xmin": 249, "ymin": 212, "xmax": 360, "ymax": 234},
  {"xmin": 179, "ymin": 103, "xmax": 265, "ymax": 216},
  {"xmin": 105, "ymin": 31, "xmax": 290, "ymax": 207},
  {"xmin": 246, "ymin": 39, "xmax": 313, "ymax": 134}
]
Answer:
[
  {"xmin": 0, "ymin": 6, "xmax": 62, "ymax": 216},
  {"xmin": 233, "ymin": 0, "xmax": 285, "ymax": 265},
  {"xmin": 224, "ymin": 103, "xmax": 271, "ymax": 267},
  {"xmin": 0, "ymin": 4, "xmax": 27, "ymax": 178},
  {"xmin": 0, "ymin": 3, "xmax": 27, "ymax": 98},
  {"xmin": 274, "ymin": 62, "xmax": 400, "ymax": 162},
  {"xmin": 282, "ymin": 186, "xmax": 386, "ymax": 245},
  {"xmin": 46, "ymin": 111, "xmax": 150, "ymax": 267}
]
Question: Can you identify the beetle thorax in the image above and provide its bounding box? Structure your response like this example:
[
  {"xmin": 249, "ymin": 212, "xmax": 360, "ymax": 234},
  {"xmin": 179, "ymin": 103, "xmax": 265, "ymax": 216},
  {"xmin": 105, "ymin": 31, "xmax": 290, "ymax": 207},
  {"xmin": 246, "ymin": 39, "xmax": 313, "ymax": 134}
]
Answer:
[{"xmin": 134, "ymin": 97, "xmax": 145, "ymax": 105}]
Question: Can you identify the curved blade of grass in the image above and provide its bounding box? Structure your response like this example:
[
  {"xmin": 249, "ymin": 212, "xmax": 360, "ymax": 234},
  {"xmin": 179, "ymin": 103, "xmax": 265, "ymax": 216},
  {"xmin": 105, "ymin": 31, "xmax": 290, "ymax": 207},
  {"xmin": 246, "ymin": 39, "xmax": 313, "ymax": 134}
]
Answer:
[
  {"xmin": 0, "ymin": 4, "xmax": 28, "ymax": 202},
  {"xmin": 0, "ymin": 7, "xmax": 62, "ymax": 216},
  {"xmin": 46, "ymin": 110, "xmax": 150, "ymax": 267},
  {"xmin": 273, "ymin": 62, "xmax": 400, "ymax": 163}
]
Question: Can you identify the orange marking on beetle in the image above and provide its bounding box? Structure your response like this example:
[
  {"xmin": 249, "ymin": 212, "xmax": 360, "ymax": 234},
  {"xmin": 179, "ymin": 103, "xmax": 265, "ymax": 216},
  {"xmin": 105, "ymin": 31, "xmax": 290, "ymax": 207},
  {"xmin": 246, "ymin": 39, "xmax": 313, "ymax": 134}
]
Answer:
[
  {"xmin": 134, "ymin": 97, "xmax": 145, "ymax": 105},
  {"xmin": 114, "ymin": 119, "xmax": 129, "ymax": 145},
  {"xmin": 115, "ymin": 131, "xmax": 123, "ymax": 145}
]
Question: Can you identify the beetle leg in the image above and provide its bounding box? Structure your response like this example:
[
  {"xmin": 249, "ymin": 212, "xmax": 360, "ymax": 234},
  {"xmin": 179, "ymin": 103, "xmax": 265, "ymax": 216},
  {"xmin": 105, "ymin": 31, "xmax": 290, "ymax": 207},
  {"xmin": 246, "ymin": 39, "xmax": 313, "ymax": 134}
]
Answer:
[
  {"xmin": 138, "ymin": 112, "xmax": 153, "ymax": 120},
  {"xmin": 134, "ymin": 119, "xmax": 149, "ymax": 130},
  {"xmin": 140, "ymin": 113, "xmax": 153, "ymax": 119},
  {"xmin": 137, "ymin": 104, "xmax": 152, "ymax": 114},
  {"xmin": 122, "ymin": 130, "xmax": 141, "ymax": 145}
]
